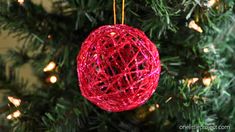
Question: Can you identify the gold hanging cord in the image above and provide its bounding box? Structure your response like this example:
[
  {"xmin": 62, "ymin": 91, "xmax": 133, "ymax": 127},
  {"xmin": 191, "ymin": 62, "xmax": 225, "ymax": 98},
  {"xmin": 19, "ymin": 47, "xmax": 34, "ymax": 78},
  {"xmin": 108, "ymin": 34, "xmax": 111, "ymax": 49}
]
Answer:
[{"xmin": 113, "ymin": 0, "xmax": 125, "ymax": 24}]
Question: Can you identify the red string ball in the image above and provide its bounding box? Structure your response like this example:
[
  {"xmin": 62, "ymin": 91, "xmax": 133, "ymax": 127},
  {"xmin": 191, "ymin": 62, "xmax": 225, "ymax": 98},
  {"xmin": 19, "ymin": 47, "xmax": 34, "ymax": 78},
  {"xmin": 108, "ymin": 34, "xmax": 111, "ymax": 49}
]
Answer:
[{"xmin": 77, "ymin": 24, "xmax": 161, "ymax": 112}]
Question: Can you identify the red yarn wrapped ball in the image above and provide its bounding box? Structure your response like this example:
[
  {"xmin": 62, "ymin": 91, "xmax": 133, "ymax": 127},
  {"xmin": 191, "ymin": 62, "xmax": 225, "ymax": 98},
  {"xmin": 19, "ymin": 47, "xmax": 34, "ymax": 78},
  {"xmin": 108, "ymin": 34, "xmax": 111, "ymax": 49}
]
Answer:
[{"xmin": 77, "ymin": 24, "xmax": 161, "ymax": 112}]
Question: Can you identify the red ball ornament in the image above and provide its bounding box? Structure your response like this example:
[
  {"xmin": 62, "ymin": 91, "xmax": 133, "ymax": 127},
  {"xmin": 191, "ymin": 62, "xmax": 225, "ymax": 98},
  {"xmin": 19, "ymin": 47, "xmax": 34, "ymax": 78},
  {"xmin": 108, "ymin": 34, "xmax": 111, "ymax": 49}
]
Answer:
[{"xmin": 77, "ymin": 24, "xmax": 161, "ymax": 112}]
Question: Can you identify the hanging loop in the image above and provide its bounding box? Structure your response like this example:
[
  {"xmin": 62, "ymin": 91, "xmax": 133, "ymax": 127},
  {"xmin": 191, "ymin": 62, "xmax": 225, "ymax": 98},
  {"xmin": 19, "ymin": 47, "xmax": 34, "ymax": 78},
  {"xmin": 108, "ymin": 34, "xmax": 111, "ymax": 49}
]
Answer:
[
  {"xmin": 121, "ymin": 0, "xmax": 125, "ymax": 24},
  {"xmin": 113, "ymin": 0, "xmax": 125, "ymax": 24},
  {"xmin": 113, "ymin": 0, "xmax": 117, "ymax": 24}
]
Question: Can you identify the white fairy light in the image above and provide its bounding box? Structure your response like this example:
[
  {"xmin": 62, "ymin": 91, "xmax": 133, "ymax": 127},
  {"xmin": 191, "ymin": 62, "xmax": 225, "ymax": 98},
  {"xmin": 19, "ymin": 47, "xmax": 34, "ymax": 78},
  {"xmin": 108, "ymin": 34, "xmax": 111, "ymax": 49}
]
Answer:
[
  {"xmin": 49, "ymin": 75, "xmax": 58, "ymax": 83},
  {"xmin": 18, "ymin": 0, "xmax": 24, "ymax": 5},
  {"xmin": 8, "ymin": 96, "xmax": 21, "ymax": 107},
  {"xmin": 203, "ymin": 48, "xmax": 209, "ymax": 53},
  {"xmin": 43, "ymin": 61, "xmax": 56, "ymax": 72},
  {"xmin": 6, "ymin": 110, "xmax": 21, "ymax": 120},
  {"xmin": 205, "ymin": 0, "xmax": 217, "ymax": 8},
  {"xmin": 148, "ymin": 105, "xmax": 156, "ymax": 112},
  {"xmin": 187, "ymin": 78, "xmax": 199, "ymax": 87},
  {"xmin": 189, "ymin": 20, "xmax": 203, "ymax": 33}
]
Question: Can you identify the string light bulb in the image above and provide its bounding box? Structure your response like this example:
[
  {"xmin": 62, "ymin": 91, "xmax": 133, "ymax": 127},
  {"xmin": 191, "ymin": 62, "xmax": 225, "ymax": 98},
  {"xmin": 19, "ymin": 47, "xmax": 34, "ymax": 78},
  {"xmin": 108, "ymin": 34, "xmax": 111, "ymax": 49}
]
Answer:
[
  {"xmin": 8, "ymin": 96, "xmax": 21, "ymax": 107},
  {"xmin": 186, "ymin": 78, "xmax": 199, "ymax": 87},
  {"xmin": 6, "ymin": 110, "xmax": 21, "ymax": 120},
  {"xmin": 13, "ymin": 110, "xmax": 21, "ymax": 117},
  {"xmin": 47, "ymin": 34, "xmax": 52, "ymax": 39},
  {"xmin": 203, "ymin": 48, "xmax": 209, "ymax": 53},
  {"xmin": 188, "ymin": 20, "xmax": 203, "ymax": 33},
  {"xmin": 203, "ymin": 76, "xmax": 216, "ymax": 86},
  {"xmin": 49, "ymin": 75, "xmax": 58, "ymax": 83},
  {"xmin": 148, "ymin": 105, "xmax": 156, "ymax": 112},
  {"xmin": 202, "ymin": 77, "xmax": 212, "ymax": 86},
  {"xmin": 205, "ymin": 0, "xmax": 218, "ymax": 8},
  {"xmin": 156, "ymin": 103, "xmax": 160, "ymax": 108},
  {"xmin": 43, "ymin": 61, "xmax": 56, "ymax": 72},
  {"xmin": 18, "ymin": 0, "xmax": 24, "ymax": 5},
  {"xmin": 6, "ymin": 115, "xmax": 13, "ymax": 120}
]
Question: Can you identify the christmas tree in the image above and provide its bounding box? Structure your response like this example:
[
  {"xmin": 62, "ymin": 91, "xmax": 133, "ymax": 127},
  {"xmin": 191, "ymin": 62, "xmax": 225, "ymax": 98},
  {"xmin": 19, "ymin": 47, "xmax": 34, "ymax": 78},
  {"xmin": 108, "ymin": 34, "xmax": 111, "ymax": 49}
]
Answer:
[{"xmin": 0, "ymin": 0, "xmax": 235, "ymax": 131}]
